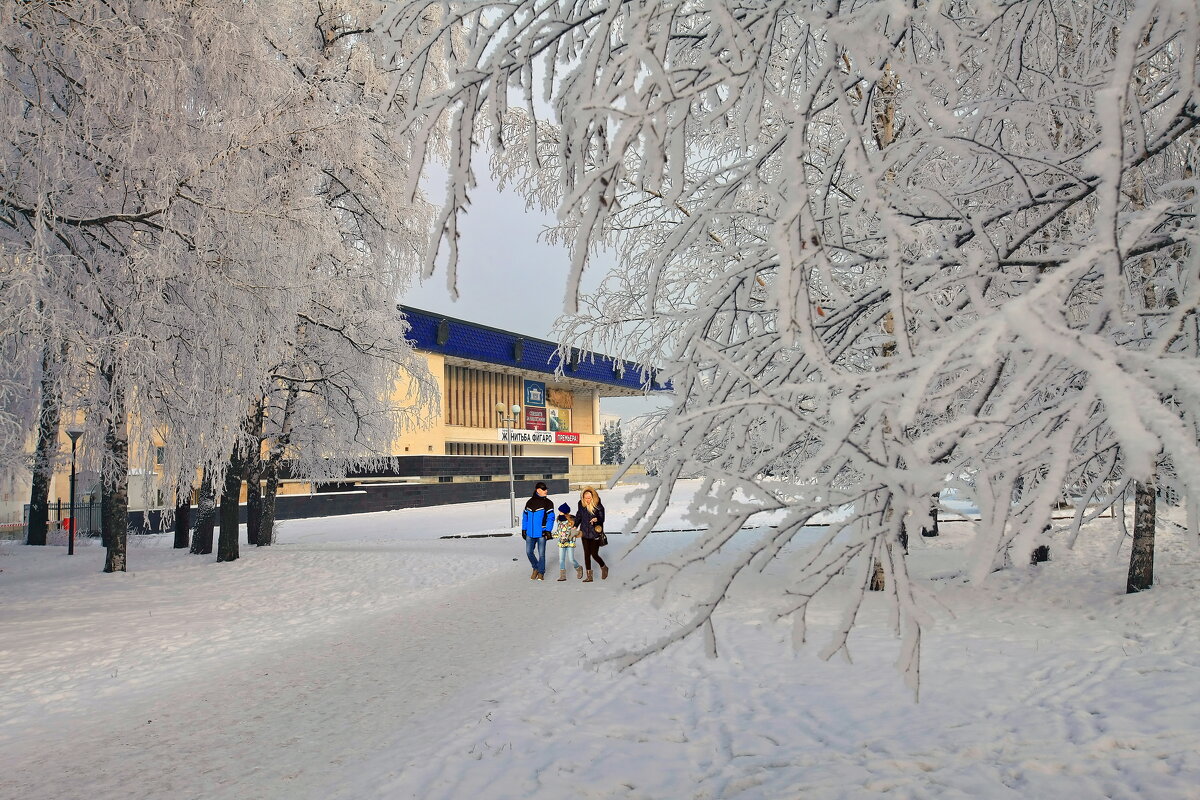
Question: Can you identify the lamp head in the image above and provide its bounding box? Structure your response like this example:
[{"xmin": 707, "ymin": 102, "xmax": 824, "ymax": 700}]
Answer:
[
  {"xmin": 495, "ymin": 402, "xmax": 505, "ymax": 415},
  {"xmin": 511, "ymin": 404, "xmax": 521, "ymax": 415},
  {"xmin": 66, "ymin": 428, "xmax": 84, "ymax": 444}
]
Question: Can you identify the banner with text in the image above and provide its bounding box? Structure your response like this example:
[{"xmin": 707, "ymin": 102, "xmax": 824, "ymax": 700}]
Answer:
[
  {"xmin": 499, "ymin": 429, "xmax": 581, "ymax": 445},
  {"xmin": 524, "ymin": 406, "xmax": 547, "ymax": 430}
]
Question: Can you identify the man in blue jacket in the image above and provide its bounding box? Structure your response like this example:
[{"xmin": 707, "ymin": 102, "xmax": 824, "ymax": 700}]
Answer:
[{"xmin": 521, "ymin": 482, "xmax": 555, "ymax": 580}]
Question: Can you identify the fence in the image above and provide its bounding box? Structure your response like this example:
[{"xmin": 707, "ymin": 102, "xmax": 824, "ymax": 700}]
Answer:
[{"xmin": 21, "ymin": 500, "xmax": 103, "ymax": 538}]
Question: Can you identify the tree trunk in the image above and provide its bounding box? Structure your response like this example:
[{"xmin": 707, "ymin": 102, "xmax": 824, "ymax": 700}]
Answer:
[
  {"xmin": 1126, "ymin": 478, "xmax": 1156, "ymax": 593},
  {"xmin": 217, "ymin": 445, "xmax": 242, "ymax": 563},
  {"xmin": 26, "ymin": 344, "xmax": 61, "ymax": 546},
  {"xmin": 245, "ymin": 402, "xmax": 264, "ymax": 546},
  {"xmin": 258, "ymin": 448, "xmax": 283, "ymax": 547},
  {"xmin": 190, "ymin": 468, "xmax": 216, "ymax": 555},
  {"xmin": 245, "ymin": 474, "xmax": 262, "ymax": 545},
  {"xmin": 173, "ymin": 487, "xmax": 192, "ymax": 549},
  {"xmin": 102, "ymin": 377, "xmax": 129, "ymax": 573},
  {"xmin": 920, "ymin": 493, "xmax": 939, "ymax": 537},
  {"xmin": 258, "ymin": 382, "xmax": 298, "ymax": 547}
]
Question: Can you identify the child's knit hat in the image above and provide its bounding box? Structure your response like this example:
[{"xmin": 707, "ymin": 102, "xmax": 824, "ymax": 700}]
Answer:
[{"xmin": 558, "ymin": 503, "xmax": 571, "ymax": 514}]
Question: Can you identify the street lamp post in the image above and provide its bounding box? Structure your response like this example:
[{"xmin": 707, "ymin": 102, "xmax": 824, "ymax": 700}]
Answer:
[
  {"xmin": 65, "ymin": 428, "xmax": 83, "ymax": 556},
  {"xmin": 495, "ymin": 402, "xmax": 522, "ymax": 528}
]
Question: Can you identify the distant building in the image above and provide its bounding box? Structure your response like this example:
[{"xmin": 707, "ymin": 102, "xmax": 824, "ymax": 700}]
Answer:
[
  {"xmin": 392, "ymin": 306, "xmax": 664, "ymax": 467},
  {"xmin": 3, "ymin": 307, "xmax": 668, "ymax": 527}
]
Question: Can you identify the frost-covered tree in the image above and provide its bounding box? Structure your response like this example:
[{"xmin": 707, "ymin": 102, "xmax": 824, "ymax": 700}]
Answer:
[
  {"xmin": 600, "ymin": 421, "xmax": 624, "ymax": 465},
  {"xmin": 2, "ymin": 0, "xmax": 438, "ymax": 569},
  {"xmin": 383, "ymin": 0, "xmax": 1199, "ymax": 685}
]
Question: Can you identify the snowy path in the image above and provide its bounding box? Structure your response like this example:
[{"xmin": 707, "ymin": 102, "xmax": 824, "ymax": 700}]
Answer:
[
  {"xmin": 3, "ymin": 488, "xmax": 1199, "ymax": 799},
  {"xmin": 0, "ymin": 540, "xmax": 616, "ymax": 800}
]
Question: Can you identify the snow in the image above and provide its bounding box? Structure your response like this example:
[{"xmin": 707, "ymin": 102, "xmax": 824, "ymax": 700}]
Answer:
[{"xmin": 2, "ymin": 482, "xmax": 1198, "ymax": 799}]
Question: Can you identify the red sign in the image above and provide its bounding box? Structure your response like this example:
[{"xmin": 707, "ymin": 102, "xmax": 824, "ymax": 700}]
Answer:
[
  {"xmin": 525, "ymin": 407, "xmax": 547, "ymax": 430},
  {"xmin": 554, "ymin": 432, "xmax": 580, "ymax": 444}
]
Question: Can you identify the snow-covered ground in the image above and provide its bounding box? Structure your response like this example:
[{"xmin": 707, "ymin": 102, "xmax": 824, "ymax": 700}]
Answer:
[{"xmin": 1, "ymin": 481, "xmax": 1197, "ymax": 799}]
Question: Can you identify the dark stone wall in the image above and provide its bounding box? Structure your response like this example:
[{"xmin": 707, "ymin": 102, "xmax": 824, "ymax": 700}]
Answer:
[
  {"xmin": 338, "ymin": 455, "xmax": 568, "ymax": 480},
  {"xmin": 134, "ymin": 455, "xmax": 571, "ymax": 532},
  {"xmin": 267, "ymin": 477, "xmax": 570, "ymax": 522}
]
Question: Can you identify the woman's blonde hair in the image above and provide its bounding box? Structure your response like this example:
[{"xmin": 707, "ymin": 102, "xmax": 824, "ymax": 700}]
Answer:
[{"xmin": 580, "ymin": 486, "xmax": 601, "ymax": 512}]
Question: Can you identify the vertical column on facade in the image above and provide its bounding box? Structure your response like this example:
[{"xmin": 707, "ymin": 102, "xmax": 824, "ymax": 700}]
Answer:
[
  {"xmin": 460, "ymin": 366, "xmax": 468, "ymax": 428},
  {"xmin": 441, "ymin": 364, "xmax": 450, "ymax": 425},
  {"xmin": 460, "ymin": 366, "xmax": 467, "ymax": 428},
  {"xmin": 454, "ymin": 366, "xmax": 464, "ymax": 426},
  {"xmin": 487, "ymin": 370, "xmax": 496, "ymax": 432},
  {"xmin": 477, "ymin": 368, "xmax": 485, "ymax": 428},
  {"xmin": 470, "ymin": 368, "xmax": 480, "ymax": 428}
]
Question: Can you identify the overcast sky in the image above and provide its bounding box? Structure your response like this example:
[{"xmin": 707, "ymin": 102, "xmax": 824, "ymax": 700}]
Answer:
[{"xmin": 399, "ymin": 177, "xmax": 667, "ymax": 422}]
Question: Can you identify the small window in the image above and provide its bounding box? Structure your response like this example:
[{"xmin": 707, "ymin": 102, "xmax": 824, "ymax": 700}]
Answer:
[
  {"xmin": 513, "ymin": 474, "xmax": 525, "ymax": 481},
  {"xmin": 155, "ymin": 446, "xmax": 165, "ymax": 465},
  {"xmin": 479, "ymin": 475, "xmax": 492, "ymax": 482},
  {"xmin": 438, "ymin": 476, "xmax": 452, "ymax": 483},
  {"xmin": 543, "ymin": 474, "xmax": 553, "ymax": 480}
]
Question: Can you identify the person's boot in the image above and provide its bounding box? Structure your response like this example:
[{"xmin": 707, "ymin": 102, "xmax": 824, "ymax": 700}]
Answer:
[
  {"xmin": 575, "ymin": 565, "xmax": 584, "ymax": 579},
  {"xmin": 530, "ymin": 568, "xmax": 538, "ymax": 580},
  {"xmin": 601, "ymin": 565, "xmax": 609, "ymax": 580},
  {"xmin": 583, "ymin": 569, "xmax": 594, "ymax": 583},
  {"xmin": 557, "ymin": 570, "xmax": 567, "ymax": 581},
  {"xmin": 537, "ymin": 572, "xmax": 545, "ymax": 581}
]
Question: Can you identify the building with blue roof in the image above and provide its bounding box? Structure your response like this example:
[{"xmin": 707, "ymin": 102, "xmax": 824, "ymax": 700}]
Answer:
[{"xmin": 394, "ymin": 306, "xmax": 668, "ymax": 471}]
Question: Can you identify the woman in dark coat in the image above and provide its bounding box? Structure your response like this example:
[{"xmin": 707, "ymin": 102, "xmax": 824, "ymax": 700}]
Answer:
[{"xmin": 575, "ymin": 486, "xmax": 607, "ymax": 582}]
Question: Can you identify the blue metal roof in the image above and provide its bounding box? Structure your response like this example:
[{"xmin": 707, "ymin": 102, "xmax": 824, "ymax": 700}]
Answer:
[{"xmin": 399, "ymin": 305, "xmax": 670, "ymax": 395}]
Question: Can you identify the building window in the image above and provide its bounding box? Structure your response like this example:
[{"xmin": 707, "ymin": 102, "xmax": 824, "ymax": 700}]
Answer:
[
  {"xmin": 543, "ymin": 474, "xmax": 553, "ymax": 480},
  {"xmin": 438, "ymin": 476, "xmax": 452, "ymax": 483},
  {"xmin": 479, "ymin": 475, "xmax": 492, "ymax": 481},
  {"xmin": 155, "ymin": 446, "xmax": 165, "ymax": 465},
  {"xmin": 513, "ymin": 474, "xmax": 525, "ymax": 481}
]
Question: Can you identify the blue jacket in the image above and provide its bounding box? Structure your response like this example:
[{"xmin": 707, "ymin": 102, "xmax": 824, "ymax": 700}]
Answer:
[{"xmin": 521, "ymin": 506, "xmax": 555, "ymax": 538}]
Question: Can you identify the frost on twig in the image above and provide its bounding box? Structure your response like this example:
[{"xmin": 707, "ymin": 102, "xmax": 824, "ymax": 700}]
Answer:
[{"xmin": 383, "ymin": 0, "xmax": 1200, "ymax": 686}]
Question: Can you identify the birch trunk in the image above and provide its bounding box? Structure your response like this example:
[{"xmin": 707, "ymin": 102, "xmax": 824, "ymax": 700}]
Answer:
[
  {"xmin": 257, "ymin": 382, "xmax": 298, "ymax": 547},
  {"xmin": 190, "ymin": 468, "xmax": 215, "ymax": 555},
  {"xmin": 244, "ymin": 403, "xmax": 264, "ymax": 546},
  {"xmin": 920, "ymin": 493, "xmax": 939, "ymax": 537},
  {"xmin": 217, "ymin": 444, "xmax": 242, "ymax": 563},
  {"xmin": 1126, "ymin": 478, "xmax": 1156, "ymax": 593},
  {"xmin": 26, "ymin": 342, "xmax": 61, "ymax": 546},
  {"xmin": 101, "ymin": 374, "xmax": 129, "ymax": 573}
]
